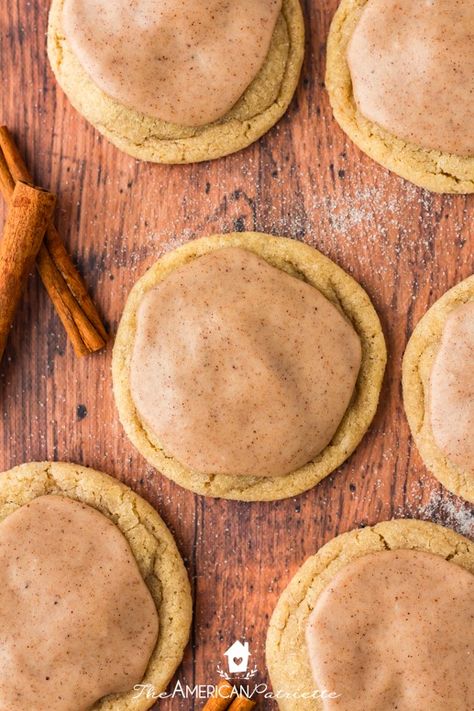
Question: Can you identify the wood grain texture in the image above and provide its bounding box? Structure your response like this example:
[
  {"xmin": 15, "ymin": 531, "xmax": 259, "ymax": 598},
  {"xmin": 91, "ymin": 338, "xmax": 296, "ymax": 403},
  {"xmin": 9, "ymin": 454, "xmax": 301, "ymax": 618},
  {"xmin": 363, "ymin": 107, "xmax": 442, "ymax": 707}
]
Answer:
[{"xmin": 0, "ymin": 1, "xmax": 473, "ymax": 709}]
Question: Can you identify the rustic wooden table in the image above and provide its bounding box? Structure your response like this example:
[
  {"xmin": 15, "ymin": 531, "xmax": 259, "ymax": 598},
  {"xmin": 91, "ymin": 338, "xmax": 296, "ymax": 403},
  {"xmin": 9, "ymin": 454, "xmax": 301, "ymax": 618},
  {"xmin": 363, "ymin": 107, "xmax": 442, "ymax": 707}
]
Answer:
[{"xmin": 1, "ymin": 1, "xmax": 473, "ymax": 709}]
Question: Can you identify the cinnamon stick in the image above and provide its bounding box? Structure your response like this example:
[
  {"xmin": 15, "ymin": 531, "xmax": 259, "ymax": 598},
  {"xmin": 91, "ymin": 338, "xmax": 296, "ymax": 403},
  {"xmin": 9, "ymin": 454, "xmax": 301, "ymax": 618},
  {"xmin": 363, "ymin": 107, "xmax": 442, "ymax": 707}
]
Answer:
[
  {"xmin": 203, "ymin": 680, "xmax": 235, "ymax": 710},
  {"xmin": 0, "ymin": 181, "xmax": 55, "ymax": 362},
  {"xmin": 0, "ymin": 126, "xmax": 107, "ymax": 355},
  {"xmin": 35, "ymin": 249, "xmax": 92, "ymax": 356},
  {"xmin": 228, "ymin": 698, "xmax": 257, "ymax": 710}
]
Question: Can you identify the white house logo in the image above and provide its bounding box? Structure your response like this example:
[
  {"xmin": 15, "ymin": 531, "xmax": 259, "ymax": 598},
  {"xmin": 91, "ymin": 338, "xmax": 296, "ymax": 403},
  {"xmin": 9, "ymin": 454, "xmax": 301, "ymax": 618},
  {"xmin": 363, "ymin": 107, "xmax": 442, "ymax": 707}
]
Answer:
[
  {"xmin": 224, "ymin": 640, "xmax": 251, "ymax": 674},
  {"xmin": 216, "ymin": 640, "xmax": 258, "ymax": 681}
]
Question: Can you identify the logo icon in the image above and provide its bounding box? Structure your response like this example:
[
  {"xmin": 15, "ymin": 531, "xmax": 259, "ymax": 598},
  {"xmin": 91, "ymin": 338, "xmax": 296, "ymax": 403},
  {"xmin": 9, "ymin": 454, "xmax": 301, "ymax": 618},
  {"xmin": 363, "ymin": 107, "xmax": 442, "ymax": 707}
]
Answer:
[{"xmin": 224, "ymin": 640, "xmax": 251, "ymax": 674}]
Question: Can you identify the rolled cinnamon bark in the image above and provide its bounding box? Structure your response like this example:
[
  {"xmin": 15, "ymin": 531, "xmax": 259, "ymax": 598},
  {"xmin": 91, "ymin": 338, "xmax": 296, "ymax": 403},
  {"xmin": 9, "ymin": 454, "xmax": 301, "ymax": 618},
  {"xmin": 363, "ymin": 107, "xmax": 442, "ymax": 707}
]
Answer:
[
  {"xmin": 0, "ymin": 126, "xmax": 107, "ymax": 355},
  {"xmin": 228, "ymin": 697, "xmax": 257, "ymax": 710},
  {"xmin": 203, "ymin": 679, "xmax": 235, "ymax": 710},
  {"xmin": 0, "ymin": 181, "xmax": 55, "ymax": 363}
]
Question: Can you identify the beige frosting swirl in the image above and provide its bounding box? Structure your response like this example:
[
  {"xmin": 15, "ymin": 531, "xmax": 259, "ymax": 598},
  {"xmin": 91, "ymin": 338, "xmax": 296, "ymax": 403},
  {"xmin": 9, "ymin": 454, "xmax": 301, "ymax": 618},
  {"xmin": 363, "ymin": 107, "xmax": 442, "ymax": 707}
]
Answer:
[
  {"xmin": 130, "ymin": 247, "xmax": 362, "ymax": 478},
  {"xmin": 0, "ymin": 495, "xmax": 158, "ymax": 711},
  {"xmin": 347, "ymin": 0, "xmax": 474, "ymax": 156},
  {"xmin": 62, "ymin": 0, "xmax": 282, "ymax": 126},
  {"xmin": 306, "ymin": 549, "xmax": 474, "ymax": 710}
]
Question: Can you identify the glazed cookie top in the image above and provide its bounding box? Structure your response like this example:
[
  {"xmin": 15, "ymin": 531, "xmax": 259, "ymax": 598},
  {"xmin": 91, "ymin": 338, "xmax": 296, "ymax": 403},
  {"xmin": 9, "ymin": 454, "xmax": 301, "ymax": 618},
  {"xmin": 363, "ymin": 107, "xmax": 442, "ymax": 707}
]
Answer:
[
  {"xmin": 130, "ymin": 247, "xmax": 362, "ymax": 477},
  {"xmin": 114, "ymin": 233, "xmax": 386, "ymax": 500},
  {"xmin": 348, "ymin": 0, "xmax": 474, "ymax": 156},
  {"xmin": 430, "ymin": 302, "xmax": 474, "ymax": 474},
  {"xmin": 402, "ymin": 275, "xmax": 474, "ymax": 502},
  {"xmin": 266, "ymin": 519, "xmax": 474, "ymax": 711},
  {"xmin": 0, "ymin": 495, "xmax": 159, "ymax": 711},
  {"xmin": 63, "ymin": 0, "xmax": 282, "ymax": 126},
  {"xmin": 306, "ymin": 549, "xmax": 474, "ymax": 710}
]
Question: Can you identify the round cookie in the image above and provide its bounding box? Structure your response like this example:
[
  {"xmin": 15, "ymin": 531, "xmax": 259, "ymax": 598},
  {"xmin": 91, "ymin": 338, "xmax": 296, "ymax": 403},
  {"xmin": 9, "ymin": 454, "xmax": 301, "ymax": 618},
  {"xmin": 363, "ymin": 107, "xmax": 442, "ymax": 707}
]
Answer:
[
  {"xmin": 402, "ymin": 276, "xmax": 474, "ymax": 503},
  {"xmin": 325, "ymin": 0, "xmax": 474, "ymax": 193},
  {"xmin": 266, "ymin": 518, "xmax": 474, "ymax": 710},
  {"xmin": 47, "ymin": 0, "xmax": 304, "ymax": 164},
  {"xmin": 112, "ymin": 232, "xmax": 386, "ymax": 501},
  {"xmin": 0, "ymin": 461, "xmax": 192, "ymax": 711}
]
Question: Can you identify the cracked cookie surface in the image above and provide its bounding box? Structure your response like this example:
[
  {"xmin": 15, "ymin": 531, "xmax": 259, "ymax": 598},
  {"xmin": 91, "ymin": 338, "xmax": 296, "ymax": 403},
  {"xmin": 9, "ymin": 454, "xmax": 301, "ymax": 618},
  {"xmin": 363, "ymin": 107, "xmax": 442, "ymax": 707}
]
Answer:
[
  {"xmin": 325, "ymin": 0, "xmax": 474, "ymax": 193},
  {"xmin": 402, "ymin": 276, "xmax": 474, "ymax": 503},
  {"xmin": 0, "ymin": 461, "xmax": 192, "ymax": 711},
  {"xmin": 112, "ymin": 232, "xmax": 386, "ymax": 501},
  {"xmin": 265, "ymin": 519, "xmax": 474, "ymax": 711},
  {"xmin": 47, "ymin": 0, "xmax": 304, "ymax": 163}
]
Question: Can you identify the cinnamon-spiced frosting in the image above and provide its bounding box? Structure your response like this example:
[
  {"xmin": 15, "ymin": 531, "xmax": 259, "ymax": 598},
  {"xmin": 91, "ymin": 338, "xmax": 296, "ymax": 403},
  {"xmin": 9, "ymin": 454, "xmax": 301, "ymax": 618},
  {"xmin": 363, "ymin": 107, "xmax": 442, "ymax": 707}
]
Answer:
[
  {"xmin": 430, "ymin": 301, "xmax": 474, "ymax": 474},
  {"xmin": 306, "ymin": 549, "xmax": 474, "ymax": 710},
  {"xmin": 0, "ymin": 495, "xmax": 159, "ymax": 711},
  {"xmin": 266, "ymin": 519, "xmax": 474, "ymax": 711},
  {"xmin": 62, "ymin": 0, "xmax": 282, "ymax": 126},
  {"xmin": 347, "ymin": 0, "xmax": 474, "ymax": 156},
  {"xmin": 129, "ymin": 247, "xmax": 362, "ymax": 477},
  {"xmin": 402, "ymin": 276, "xmax": 474, "ymax": 502}
]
